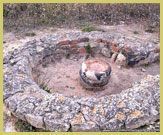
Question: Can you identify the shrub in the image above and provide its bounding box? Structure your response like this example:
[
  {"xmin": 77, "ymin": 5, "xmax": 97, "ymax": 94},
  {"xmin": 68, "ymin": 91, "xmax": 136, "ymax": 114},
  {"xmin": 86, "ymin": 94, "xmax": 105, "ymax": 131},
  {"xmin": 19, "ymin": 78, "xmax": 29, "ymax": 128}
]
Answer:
[{"xmin": 81, "ymin": 24, "xmax": 96, "ymax": 32}]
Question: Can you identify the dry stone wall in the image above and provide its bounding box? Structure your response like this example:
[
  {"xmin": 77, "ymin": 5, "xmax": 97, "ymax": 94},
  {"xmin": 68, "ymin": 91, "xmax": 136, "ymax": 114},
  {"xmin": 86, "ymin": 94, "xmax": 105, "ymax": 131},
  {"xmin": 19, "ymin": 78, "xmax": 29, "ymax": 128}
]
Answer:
[{"xmin": 3, "ymin": 31, "xmax": 160, "ymax": 132}]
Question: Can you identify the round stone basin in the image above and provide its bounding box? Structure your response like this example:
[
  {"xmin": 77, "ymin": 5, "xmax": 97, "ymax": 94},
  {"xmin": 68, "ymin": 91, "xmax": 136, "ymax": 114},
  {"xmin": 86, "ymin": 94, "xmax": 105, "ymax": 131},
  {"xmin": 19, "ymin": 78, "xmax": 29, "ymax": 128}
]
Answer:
[
  {"xmin": 83, "ymin": 59, "xmax": 109, "ymax": 74},
  {"xmin": 80, "ymin": 59, "xmax": 111, "ymax": 90}
]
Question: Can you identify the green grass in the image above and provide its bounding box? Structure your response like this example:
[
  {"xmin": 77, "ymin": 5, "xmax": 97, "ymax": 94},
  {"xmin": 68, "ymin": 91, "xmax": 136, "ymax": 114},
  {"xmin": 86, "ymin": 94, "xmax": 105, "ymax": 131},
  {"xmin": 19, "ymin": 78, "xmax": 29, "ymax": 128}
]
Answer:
[
  {"xmin": 15, "ymin": 119, "xmax": 37, "ymax": 132},
  {"xmin": 66, "ymin": 53, "xmax": 70, "ymax": 59},
  {"xmin": 136, "ymin": 125, "xmax": 148, "ymax": 130},
  {"xmin": 15, "ymin": 119, "xmax": 50, "ymax": 132},
  {"xmin": 3, "ymin": 9, "xmax": 9, "ymax": 17},
  {"xmin": 81, "ymin": 24, "xmax": 96, "ymax": 32},
  {"xmin": 121, "ymin": 123, "xmax": 126, "ymax": 129},
  {"xmin": 84, "ymin": 43, "xmax": 91, "ymax": 53},
  {"xmin": 85, "ymin": 54, "xmax": 89, "ymax": 60},
  {"xmin": 56, "ymin": 15, "xmax": 65, "ymax": 22},
  {"xmin": 39, "ymin": 83, "xmax": 51, "ymax": 93},
  {"xmin": 42, "ymin": 63, "xmax": 48, "ymax": 68},
  {"xmin": 84, "ymin": 43, "xmax": 94, "ymax": 60},
  {"xmin": 70, "ymin": 86, "xmax": 75, "ymax": 89}
]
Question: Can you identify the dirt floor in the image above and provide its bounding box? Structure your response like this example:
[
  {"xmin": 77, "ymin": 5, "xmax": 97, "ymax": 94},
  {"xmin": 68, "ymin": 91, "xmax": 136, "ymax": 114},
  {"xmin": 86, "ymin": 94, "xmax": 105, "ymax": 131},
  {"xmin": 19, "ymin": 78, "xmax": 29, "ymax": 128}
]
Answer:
[
  {"xmin": 3, "ymin": 24, "xmax": 160, "ymax": 132},
  {"xmin": 32, "ymin": 55, "xmax": 160, "ymax": 98}
]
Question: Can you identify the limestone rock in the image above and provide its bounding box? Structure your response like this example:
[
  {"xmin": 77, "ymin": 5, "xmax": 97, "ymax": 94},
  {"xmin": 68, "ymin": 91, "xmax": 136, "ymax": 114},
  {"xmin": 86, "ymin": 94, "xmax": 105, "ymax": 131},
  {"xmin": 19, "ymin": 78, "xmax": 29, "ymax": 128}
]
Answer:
[
  {"xmin": 71, "ymin": 121, "xmax": 100, "ymax": 132},
  {"xmin": 137, "ymin": 59, "xmax": 149, "ymax": 66},
  {"xmin": 115, "ymin": 53, "xmax": 127, "ymax": 66},
  {"xmin": 36, "ymin": 46, "xmax": 44, "ymax": 53},
  {"xmin": 111, "ymin": 52, "xmax": 118, "ymax": 62},
  {"xmin": 141, "ymin": 68, "xmax": 146, "ymax": 72},
  {"xmin": 89, "ymin": 41, "xmax": 99, "ymax": 48},
  {"xmin": 25, "ymin": 114, "xmax": 44, "ymax": 129},
  {"xmin": 101, "ymin": 47, "xmax": 111, "ymax": 58},
  {"xmin": 148, "ymin": 52, "xmax": 160, "ymax": 63}
]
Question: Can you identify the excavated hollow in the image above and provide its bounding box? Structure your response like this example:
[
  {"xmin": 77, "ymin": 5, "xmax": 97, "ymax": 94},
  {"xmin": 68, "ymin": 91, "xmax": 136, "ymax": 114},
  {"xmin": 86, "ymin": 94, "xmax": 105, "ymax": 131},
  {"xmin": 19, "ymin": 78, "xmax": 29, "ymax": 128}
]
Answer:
[{"xmin": 3, "ymin": 31, "xmax": 160, "ymax": 132}]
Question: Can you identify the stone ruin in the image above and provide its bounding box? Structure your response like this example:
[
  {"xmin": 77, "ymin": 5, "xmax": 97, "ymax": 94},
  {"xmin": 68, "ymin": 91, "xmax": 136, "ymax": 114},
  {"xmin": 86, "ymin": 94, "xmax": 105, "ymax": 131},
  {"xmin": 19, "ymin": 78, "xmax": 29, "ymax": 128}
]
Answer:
[{"xmin": 3, "ymin": 31, "xmax": 160, "ymax": 132}]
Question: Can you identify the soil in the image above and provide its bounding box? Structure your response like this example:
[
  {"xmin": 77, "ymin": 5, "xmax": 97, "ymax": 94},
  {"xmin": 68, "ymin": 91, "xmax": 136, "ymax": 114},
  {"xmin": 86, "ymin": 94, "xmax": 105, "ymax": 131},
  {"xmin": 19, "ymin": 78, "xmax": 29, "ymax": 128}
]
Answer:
[{"xmin": 32, "ymin": 55, "xmax": 160, "ymax": 98}]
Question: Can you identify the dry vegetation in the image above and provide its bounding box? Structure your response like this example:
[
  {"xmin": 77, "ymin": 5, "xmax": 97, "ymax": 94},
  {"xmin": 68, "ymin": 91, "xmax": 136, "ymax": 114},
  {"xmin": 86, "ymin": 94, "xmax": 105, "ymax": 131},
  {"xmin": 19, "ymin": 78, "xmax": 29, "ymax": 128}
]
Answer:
[{"xmin": 3, "ymin": 3, "xmax": 160, "ymax": 31}]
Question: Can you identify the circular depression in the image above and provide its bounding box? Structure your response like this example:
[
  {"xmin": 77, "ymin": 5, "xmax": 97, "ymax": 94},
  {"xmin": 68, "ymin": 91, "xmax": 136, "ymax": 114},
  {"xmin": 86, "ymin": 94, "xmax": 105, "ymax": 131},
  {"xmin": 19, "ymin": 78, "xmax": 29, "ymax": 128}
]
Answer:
[
  {"xmin": 32, "ymin": 55, "xmax": 159, "ymax": 98},
  {"xmin": 3, "ymin": 31, "xmax": 160, "ymax": 132}
]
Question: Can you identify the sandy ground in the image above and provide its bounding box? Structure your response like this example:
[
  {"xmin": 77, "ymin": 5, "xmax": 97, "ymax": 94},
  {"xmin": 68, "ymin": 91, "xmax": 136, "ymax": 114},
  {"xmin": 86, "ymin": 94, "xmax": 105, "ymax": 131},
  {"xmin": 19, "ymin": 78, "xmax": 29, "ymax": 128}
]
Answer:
[
  {"xmin": 33, "ymin": 56, "xmax": 160, "ymax": 98},
  {"xmin": 3, "ymin": 24, "xmax": 160, "ymax": 132}
]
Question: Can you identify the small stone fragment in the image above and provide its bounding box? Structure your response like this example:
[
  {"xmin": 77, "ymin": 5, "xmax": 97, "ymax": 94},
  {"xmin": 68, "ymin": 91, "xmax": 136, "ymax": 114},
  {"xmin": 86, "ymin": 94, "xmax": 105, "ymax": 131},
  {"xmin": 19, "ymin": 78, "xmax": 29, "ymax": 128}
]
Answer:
[
  {"xmin": 141, "ymin": 68, "xmax": 146, "ymax": 72},
  {"xmin": 36, "ymin": 46, "xmax": 44, "ymax": 53},
  {"xmin": 148, "ymin": 52, "xmax": 160, "ymax": 63},
  {"xmin": 70, "ymin": 39, "xmax": 79, "ymax": 44},
  {"xmin": 78, "ymin": 47, "xmax": 87, "ymax": 53},
  {"xmin": 117, "ymin": 65, "xmax": 122, "ymax": 69},
  {"xmin": 96, "ymin": 39, "xmax": 102, "ymax": 43},
  {"xmin": 58, "ymin": 40, "xmax": 70, "ymax": 46},
  {"xmin": 25, "ymin": 114, "xmax": 44, "ymax": 129},
  {"xmin": 111, "ymin": 52, "xmax": 118, "ymax": 62},
  {"xmin": 115, "ymin": 53, "xmax": 127, "ymax": 66},
  {"xmin": 79, "ymin": 38, "xmax": 89, "ymax": 42},
  {"xmin": 101, "ymin": 47, "xmax": 111, "ymax": 58}
]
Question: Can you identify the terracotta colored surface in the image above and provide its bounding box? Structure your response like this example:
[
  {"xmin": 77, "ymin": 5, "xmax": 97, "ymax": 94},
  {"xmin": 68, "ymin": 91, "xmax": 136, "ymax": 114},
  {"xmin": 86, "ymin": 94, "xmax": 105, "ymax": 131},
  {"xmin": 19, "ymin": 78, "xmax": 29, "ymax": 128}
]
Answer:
[{"xmin": 84, "ymin": 59, "xmax": 109, "ymax": 73}]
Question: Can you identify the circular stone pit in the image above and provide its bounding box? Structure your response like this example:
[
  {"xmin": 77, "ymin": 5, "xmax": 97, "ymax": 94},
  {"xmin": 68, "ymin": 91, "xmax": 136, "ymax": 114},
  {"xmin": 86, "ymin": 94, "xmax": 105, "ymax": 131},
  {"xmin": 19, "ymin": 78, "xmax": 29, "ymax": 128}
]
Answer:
[{"xmin": 3, "ymin": 31, "xmax": 160, "ymax": 132}]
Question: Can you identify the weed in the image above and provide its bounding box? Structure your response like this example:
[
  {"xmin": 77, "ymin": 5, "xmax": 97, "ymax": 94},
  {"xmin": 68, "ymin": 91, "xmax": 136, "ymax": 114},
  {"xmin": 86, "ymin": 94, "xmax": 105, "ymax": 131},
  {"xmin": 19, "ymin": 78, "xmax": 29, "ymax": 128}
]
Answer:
[
  {"xmin": 70, "ymin": 86, "xmax": 75, "ymax": 89},
  {"xmin": 4, "ymin": 113, "xmax": 10, "ymax": 120},
  {"xmin": 42, "ymin": 63, "xmax": 48, "ymax": 68},
  {"xmin": 15, "ymin": 119, "xmax": 36, "ymax": 132},
  {"xmin": 84, "ymin": 44, "xmax": 94, "ymax": 60},
  {"xmin": 35, "ymin": 70, "xmax": 52, "ymax": 93},
  {"xmin": 40, "ymin": 17, "xmax": 49, "ymax": 24},
  {"xmin": 136, "ymin": 125, "xmax": 148, "ymax": 130},
  {"xmin": 66, "ymin": 53, "xmax": 70, "ymax": 59},
  {"xmin": 145, "ymin": 28, "xmax": 154, "ymax": 33},
  {"xmin": 121, "ymin": 123, "xmax": 126, "ymax": 129},
  {"xmin": 133, "ymin": 31, "xmax": 139, "ymax": 34},
  {"xmin": 90, "ymin": 52, "xmax": 94, "ymax": 57},
  {"xmin": 81, "ymin": 24, "xmax": 96, "ymax": 32},
  {"xmin": 40, "ymin": 83, "xmax": 51, "ymax": 93},
  {"xmin": 8, "ymin": 51, "xmax": 12, "ymax": 54},
  {"xmin": 25, "ymin": 32, "xmax": 36, "ymax": 37},
  {"xmin": 56, "ymin": 15, "xmax": 65, "ymax": 22},
  {"xmin": 3, "ymin": 9, "xmax": 8, "ymax": 17},
  {"xmin": 85, "ymin": 54, "xmax": 89, "ymax": 60},
  {"xmin": 15, "ymin": 118, "xmax": 50, "ymax": 132},
  {"xmin": 84, "ymin": 44, "xmax": 91, "ymax": 53}
]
